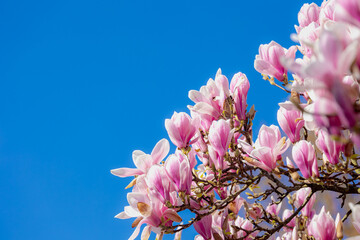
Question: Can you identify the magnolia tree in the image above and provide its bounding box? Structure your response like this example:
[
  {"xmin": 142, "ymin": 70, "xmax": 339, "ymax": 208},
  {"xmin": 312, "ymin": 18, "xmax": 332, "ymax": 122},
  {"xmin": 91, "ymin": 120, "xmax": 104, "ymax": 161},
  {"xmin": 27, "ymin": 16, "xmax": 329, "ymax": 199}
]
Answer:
[{"xmin": 111, "ymin": 0, "xmax": 360, "ymax": 239}]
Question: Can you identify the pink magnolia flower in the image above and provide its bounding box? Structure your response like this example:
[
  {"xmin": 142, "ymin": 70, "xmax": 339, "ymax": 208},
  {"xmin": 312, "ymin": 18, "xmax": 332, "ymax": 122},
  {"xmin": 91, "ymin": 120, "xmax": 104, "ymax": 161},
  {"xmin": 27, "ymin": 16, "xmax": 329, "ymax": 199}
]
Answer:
[
  {"xmin": 230, "ymin": 72, "xmax": 250, "ymax": 121},
  {"xmin": 214, "ymin": 69, "xmax": 230, "ymax": 109},
  {"xmin": 294, "ymin": 187, "xmax": 316, "ymax": 218},
  {"xmin": 249, "ymin": 204, "xmax": 263, "ymax": 219},
  {"xmin": 319, "ymin": 0, "xmax": 336, "ymax": 24},
  {"xmin": 335, "ymin": 0, "xmax": 360, "ymax": 28},
  {"xmin": 233, "ymin": 217, "xmax": 256, "ymax": 240},
  {"xmin": 308, "ymin": 207, "xmax": 338, "ymax": 240},
  {"xmin": 193, "ymin": 215, "xmax": 213, "ymax": 240},
  {"xmin": 255, "ymin": 125, "xmax": 290, "ymax": 157},
  {"xmin": 116, "ymin": 189, "xmax": 180, "ymax": 240},
  {"xmin": 165, "ymin": 152, "xmax": 192, "ymax": 194},
  {"xmin": 311, "ymin": 84, "xmax": 358, "ymax": 135},
  {"xmin": 111, "ymin": 138, "xmax": 169, "ymax": 178},
  {"xmin": 266, "ymin": 196, "xmax": 282, "ymax": 217},
  {"xmin": 208, "ymin": 119, "xmax": 234, "ymax": 157},
  {"xmin": 297, "ymin": 3, "xmax": 320, "ymax": 29},
  {"xmin": 316, "ymin": 129, "xmax": 342, "ymax": 165},
  {"xmin": 349, "ymin": 202, "xmax": 360, "ymax": 233},
  {"xmin": 228, "ymin": 195, "xmax": 245, "ymax": 216},
  {"xmin": 297, "ymin": 22, "xmax": 320, "ymax": 57},
  {"xmin": 208, "ymin": 145, "xmax": 228, "ymax": 170},
  {"xmin": 165, "ymin": 111, "xmax": 199, "ymax": 149},
  {"xmin": 277, "ymin": 227, "xmax": 298, "ymax": 240},
  {"xmin": 146, "ymin": 165, "xmax": 175, "ymax": 203},
  {"xmin": 254, "ymin": 41, "xmax": 297, "ymax": 81},
  {"xmin": 188, "ymin": 69, "xmax": 229, "ymax": 131},
  {"xmin": 250, "ymin": 147, "xmax": 278, "ymax": 172},
  {"xmin": 292, "ymin": 140, "xmax": 319, "ymax": 179},
  {"xmin": 282, "ymin": 209, "xmax": 296, "ymax": 231},
  {"xmin": 241, "ymin": 125, "xmax": 290, "ymax": 172},
  {"xmin": 277, "ymin": 102, "xmax": 305, "ymax": 143},
  {"xmin": 212, "ymin": 210, "xmax": 228, "ymax": 239}
]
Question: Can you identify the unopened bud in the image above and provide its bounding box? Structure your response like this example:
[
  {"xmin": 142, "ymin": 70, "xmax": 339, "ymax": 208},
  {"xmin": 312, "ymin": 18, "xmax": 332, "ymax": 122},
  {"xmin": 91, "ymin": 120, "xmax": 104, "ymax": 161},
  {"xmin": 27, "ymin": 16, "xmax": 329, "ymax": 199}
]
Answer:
[
  {"xmin": 290, "ymin": 172, "xmax": 300, "ymax": 181},
  {"xmin": 344, "ymin": 141, "xmax": 354, "ymax": 157},
  {"xmin": 336, "ymin": 220, "xmax": 343, "ymax": 239},
  {"xmin": 290, "ymin": 89, "xmax": 300, "ymax": 105}
]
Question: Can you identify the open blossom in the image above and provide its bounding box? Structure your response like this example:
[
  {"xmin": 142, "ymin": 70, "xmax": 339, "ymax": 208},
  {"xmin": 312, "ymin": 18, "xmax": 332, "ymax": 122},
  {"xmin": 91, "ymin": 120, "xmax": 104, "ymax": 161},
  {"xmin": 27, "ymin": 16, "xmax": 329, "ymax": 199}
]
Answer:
[
  {"xmin": 254, "ymin": 124, "xmax": 290, "ymax": 158},
  {"xmin": 165, "ymin": 111, "xmax": 199, "ymax": 149},
  {"xmin": 115, "ymin": 174, "xmax": 181, "ymax": 240},
  {"xmin": 254, "ymin": 41, "xmax": 297, "ymax": 81},
  {"xmin": 111, "ymin": 139, "xmax": 169, "ymax": 178},
  {"xmin": 240, "ymin": 124, "xmax": 290, "ymax": 172},
  {"xmin": 188, "ymin": 69, "xmax": 229, "ymax": 131},
  {"xmin": 308, "ymin": 207, "xmax": 339, "ymax": 240}
]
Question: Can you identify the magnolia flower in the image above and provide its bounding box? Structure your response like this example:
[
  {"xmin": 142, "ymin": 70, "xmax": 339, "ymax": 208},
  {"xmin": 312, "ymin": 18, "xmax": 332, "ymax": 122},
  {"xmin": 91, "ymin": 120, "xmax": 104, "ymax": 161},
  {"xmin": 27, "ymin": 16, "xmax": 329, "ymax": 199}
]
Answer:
[
  {"xmin": 188, "ymin": 69, "xmax": 229, "ymax": 130},
  {"xmin": 319, "ymin": 0, "xmax": 336, "ymax": 24},
  {"xmin": 208, "ymin": 119, "xmax": 234, "ymax": 157},
  {"xmin": 111, "ymin": 138, "xmax": 169, "ymax": 178},
  {"xmin": 292, "ymin": 140, "xmax": 319, "ymax": 178},
  {"xmin": 282, "ymin": 209, "xmax": 296, "ymax": 231},
  {"xmin": 165, "ymin": 111, "xmax": 199, "ymax": 149},
  {"xmin": 266, "ymin": 196, "xmax": 282, "ymax": 217},
  {"xmin": 335, "ymin": 0, "xmax": 360, "ymax": 28},
  {"xmin": 115, "ymin": 191, "xmax": 166, "ymax": 240},
  {"xmin": 316, "ymin": 129, "xmax": 342, "ymax": 165},
  {"xmin": 233, "ymin": 217, "xmax": 256, "ymax": 240},
  {"xmin": 244, "ymin": 125, "xmax": 290, "ymax": 172},
  {"xmin": 308, "ymin": 206, "xmax": 339, "ymax": 240},
  {"xmin": 230, "ymin": 72, "xmax": 250, "ymax": 120},
  {"xmin": 277, "ymin": 102, "xmax": 304, "ymax": 143},
  {"xmin": 297, "ymin": 3, "xmax": 320, "ymax": 29},
  {"xmin": 294, "ymin": 187, "xmax": 316, "ymax": 218},
  {"xmin": 193, "ymin": 215, "xmax": 213, "ymax": 240},
  {"xmin": 146, "ymin": 165, "xmax": 175, "ymax": 203},
  {"xmin": 165, "ymin": 152, "xmax": 192, "ymax": 194},
  {"xmin": 254, "ymin": 41, "xmax": 297, "ymax": 81}
]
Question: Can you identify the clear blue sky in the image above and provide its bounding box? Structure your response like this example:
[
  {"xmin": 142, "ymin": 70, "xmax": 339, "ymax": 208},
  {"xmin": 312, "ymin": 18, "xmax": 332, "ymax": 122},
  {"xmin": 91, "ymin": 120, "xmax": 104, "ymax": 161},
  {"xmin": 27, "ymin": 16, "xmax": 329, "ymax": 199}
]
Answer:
[{"xmin": 0, "ymin": 0, "xmax": 321, "ymax": 239}]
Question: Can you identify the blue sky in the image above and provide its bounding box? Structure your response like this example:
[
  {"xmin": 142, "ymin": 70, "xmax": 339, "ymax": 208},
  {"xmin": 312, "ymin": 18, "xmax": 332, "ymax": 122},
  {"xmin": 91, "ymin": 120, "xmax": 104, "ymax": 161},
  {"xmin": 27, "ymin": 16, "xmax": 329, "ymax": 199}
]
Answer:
[{"xmin": 0, "ymin": 0, "xmax": 322, "ymax": 239}]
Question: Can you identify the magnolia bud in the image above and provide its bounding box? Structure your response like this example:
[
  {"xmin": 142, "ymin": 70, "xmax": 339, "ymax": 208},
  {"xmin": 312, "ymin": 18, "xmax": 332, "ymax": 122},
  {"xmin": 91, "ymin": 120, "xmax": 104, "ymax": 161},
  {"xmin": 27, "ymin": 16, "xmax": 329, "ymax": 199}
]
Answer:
[
  {"xmin": 336, "ymin": 219, "xmax": 343, "ymax": 239},
  {"xmin": 344, "ymin": 141, "xmax": 354, "ymax": 157}
]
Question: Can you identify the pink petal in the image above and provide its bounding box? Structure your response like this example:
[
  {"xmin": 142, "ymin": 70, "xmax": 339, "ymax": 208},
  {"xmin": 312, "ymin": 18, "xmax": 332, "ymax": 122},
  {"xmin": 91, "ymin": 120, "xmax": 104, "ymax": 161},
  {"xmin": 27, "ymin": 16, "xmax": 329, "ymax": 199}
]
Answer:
[
  {"xmin": 110, "ymin": 167, "xmax": 143, "ymax": 177},
  {"xmin": 151, "ymin": 139, "xmax": 170, "ymax": 164}
]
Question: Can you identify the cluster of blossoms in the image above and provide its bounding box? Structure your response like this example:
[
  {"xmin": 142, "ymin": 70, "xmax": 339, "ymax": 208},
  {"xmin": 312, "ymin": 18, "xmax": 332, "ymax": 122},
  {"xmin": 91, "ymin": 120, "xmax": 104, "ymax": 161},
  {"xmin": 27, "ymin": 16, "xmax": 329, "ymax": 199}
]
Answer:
[{"xmin": 112, "ymin": 0, "xmax": 360, "ymax": 239}]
